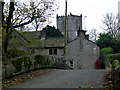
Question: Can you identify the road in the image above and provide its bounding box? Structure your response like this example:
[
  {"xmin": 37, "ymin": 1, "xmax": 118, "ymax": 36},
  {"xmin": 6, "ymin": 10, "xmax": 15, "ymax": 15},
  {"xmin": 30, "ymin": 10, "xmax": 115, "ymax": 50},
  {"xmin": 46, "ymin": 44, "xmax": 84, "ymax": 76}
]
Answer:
[{"xmin": 9, "ymin": 69, "xmax": 109, "ymax": 88}]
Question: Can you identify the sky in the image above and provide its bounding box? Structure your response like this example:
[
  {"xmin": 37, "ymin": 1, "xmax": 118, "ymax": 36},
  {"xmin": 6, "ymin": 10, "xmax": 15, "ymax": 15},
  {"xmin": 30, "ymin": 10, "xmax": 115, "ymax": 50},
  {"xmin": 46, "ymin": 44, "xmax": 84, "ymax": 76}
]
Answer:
[
  {"xmin": 50, "ymin": 0, "xmax": 120, "ymax": 33},
  {"xmin": 5, "ymin": 0, "xmax": 120, "ymax": 33}
]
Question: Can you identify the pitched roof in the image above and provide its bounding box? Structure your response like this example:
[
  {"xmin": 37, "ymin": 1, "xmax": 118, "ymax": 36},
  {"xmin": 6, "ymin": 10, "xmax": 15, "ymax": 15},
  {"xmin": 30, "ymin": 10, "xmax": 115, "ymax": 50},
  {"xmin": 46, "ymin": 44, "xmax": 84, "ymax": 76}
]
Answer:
[
  {"xmin": 10, "ymin": 31, "xmax": 64, "ymax": 49},
  {"xmin": 44, "ymin": 37, "xmax": 64, "ymax": 47},
  {"xmin": 24, "ymin": 37, "xmax": 64, "ymax": 48}
]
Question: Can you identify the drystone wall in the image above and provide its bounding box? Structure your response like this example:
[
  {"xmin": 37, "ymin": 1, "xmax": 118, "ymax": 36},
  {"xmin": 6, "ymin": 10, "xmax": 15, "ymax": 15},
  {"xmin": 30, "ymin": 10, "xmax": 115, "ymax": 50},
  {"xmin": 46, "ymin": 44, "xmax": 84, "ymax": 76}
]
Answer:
[{"xmin": 2, "ymin": 55, "xmax": 66, "ymax": 79}]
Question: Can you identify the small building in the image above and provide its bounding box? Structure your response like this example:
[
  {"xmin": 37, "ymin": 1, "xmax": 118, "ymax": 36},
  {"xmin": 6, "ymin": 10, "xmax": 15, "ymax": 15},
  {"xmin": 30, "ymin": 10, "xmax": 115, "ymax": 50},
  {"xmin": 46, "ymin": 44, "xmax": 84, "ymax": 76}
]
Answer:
[
  {"xmin": 66, "ymin": 29, "xmax": 100, "ymax": 69},
  {"xmin": 8, "ymin": 30, "xmax": 65, "ymax": 57},
  {"xmin": 31, "ymin": 37, "xmax": 65, "ymax": 56}
]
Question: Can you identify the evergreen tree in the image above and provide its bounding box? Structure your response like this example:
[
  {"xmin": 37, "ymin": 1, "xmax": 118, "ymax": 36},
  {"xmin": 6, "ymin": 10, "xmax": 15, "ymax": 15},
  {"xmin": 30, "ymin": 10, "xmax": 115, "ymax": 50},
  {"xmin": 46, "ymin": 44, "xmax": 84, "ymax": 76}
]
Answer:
[
  {"xmin": 43, "ymin": 25, "xmax": 63, "ymax": 37},
  {"xmin": 96, "ymin": 33, "xmax": 120, "ymax": 53}
]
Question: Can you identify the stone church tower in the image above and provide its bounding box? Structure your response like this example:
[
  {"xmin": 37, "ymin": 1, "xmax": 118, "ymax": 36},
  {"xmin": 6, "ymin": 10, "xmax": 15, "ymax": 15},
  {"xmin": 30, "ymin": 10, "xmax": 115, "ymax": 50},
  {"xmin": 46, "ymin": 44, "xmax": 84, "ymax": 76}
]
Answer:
[{"xmin": 57, "ymin": 13, "xmax": 82, "ymax": 42}]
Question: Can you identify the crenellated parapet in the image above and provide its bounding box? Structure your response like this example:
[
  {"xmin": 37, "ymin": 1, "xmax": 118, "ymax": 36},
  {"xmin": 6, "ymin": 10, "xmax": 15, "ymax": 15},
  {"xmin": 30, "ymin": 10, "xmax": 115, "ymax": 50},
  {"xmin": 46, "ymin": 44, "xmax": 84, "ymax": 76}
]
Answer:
[{"xmin": 57, "ymin": 13, "xmax": 82, "ymax": 18}]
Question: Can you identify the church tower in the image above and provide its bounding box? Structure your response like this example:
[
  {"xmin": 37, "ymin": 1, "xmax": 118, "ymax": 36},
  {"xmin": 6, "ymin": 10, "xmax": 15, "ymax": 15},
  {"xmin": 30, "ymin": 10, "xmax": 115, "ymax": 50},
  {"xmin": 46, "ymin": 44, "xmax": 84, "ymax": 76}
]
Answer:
[{"xmin": 57, "ymin": 14, "xmax": 82, "ymax": 42}]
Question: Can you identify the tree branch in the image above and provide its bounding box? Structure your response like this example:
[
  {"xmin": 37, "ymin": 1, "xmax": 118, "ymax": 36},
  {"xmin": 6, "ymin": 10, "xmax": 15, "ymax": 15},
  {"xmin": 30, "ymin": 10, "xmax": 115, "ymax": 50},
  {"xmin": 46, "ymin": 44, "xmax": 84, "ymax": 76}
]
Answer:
[
  {"xmin": 13, "ymin": 16, "xmax": 35, "ymax": 28},
  {"xmin": 14, "ymin": 30, "xmax": 31, "ymax": 43}
]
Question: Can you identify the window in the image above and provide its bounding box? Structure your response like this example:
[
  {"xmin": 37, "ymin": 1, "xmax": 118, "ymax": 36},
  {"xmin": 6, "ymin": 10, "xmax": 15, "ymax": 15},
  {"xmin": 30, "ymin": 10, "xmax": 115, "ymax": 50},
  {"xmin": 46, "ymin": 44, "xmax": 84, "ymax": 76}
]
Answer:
[
  {"xmin": 49, "ymin": 49, "xmax": 52, "ymax": 55},
  {"xmin": 70, "ymin": 61, "xmax": 74, "ymax": 67},
  {"xmin": 54, "ymin": 49, "xmax": 57, "ymax": 55},
  {"xmin": 49, "ymin": 48, "xmax": 58, "ymax": 55}
]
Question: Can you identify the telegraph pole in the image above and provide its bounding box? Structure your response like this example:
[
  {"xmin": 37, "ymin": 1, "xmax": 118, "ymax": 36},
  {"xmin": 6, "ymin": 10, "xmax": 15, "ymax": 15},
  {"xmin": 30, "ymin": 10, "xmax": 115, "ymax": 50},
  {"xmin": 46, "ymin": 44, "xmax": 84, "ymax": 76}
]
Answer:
[{"xmin": 64, "ymin": 0, "xmax": 67, "ymax": 55}]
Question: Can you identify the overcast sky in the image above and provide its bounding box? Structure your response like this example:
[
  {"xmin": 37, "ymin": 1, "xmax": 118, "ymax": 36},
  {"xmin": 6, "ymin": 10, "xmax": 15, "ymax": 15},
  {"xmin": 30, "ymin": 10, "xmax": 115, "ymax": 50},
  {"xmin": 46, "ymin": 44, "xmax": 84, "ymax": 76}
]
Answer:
[
  {"xmin": 5, "ymin": 0, "xmax": 120, "ymax": 32},
  {"xmin": 50, "ymin": 0, "xmax": 120, "ymax": 33}
]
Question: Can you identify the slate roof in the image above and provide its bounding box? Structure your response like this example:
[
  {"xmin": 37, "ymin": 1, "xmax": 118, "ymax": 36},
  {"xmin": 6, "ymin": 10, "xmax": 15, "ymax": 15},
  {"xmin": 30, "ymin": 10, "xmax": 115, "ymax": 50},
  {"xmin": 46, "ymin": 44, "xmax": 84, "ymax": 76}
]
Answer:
[
  {"xmin": 27, "ymin": 37, "xmax": 64, "ymax": 48},
  {"xmin": 43, "ymin": 37, "xmax": 64, "ymax": 47},
  {"xmin": 22, "ymin": 31, "xmax": 40, "ymax": 38},
  {"xmin": 9, "ymin": 30, "xmax": 65, "ymax": 49}
]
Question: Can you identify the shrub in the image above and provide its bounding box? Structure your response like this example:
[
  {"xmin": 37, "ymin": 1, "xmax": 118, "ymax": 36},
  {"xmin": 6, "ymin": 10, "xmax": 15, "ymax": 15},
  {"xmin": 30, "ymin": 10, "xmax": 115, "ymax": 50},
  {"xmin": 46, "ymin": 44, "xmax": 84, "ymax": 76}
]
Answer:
[
  {"xmin": 12, "ymin": 56, "xmax": 33, "ymax": 73},
  {"xmin": 112, "ymin": 60, "xmax": 120, "ymax": 67},
  {"xmin": 35, "ymin": 55, "xmax": 50, "ymax": 65},
  {"xmin": 23, "ymin": 57, "xmax": 32, "ymax": 72},
  {"xmin": 35, "ymin": 55, "xmax": 44, "ymax": 65},
  {"xmin": 45, "ymin": 58, "xmax": 51, "ymax": 65},
  {"xmin": 95, "ymin": 59, "xmax": 101, "ymax": 69},
  {"xmin": 34, "ymin": 55, "xmax": 45, "ymax": 69},
  {"xmin": 112, "ymin": 54, "xmax": 120, "ymax": 61},
  {"xmin": 95, "ymin": 59, "xmax": 105, "ymax": 69},
  {"xmin": 106, "ymin": 54, "xmax": 120, "ymax": 64},
  {"xmin": 7, "ymin": 49, "xmax": 30, "ymax": 58},
  {"xmin": 106, "ymin": 54, "xmax": 114, "ymax": 63},
  {"xmin": 100, "ymin": 47, "xmax": 113, "ymax": 60},
  {"xmin": 12, "ymin": 58, "xmax": 24, "ymax": 72}
]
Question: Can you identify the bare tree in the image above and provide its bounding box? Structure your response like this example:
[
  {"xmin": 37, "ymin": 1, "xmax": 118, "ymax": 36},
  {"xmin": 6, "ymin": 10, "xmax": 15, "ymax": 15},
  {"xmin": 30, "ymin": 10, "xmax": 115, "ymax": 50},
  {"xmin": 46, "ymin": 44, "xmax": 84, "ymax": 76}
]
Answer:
[
  {"xmin": 89, "ymin": 29, "xmax": 99, "ymax": 42},
  {"xmin": 3, "ymin": 0, "xmax": 58, "ymax": 28},
  {"xmin": 2, "ymin": 0, "xmax": 58, "ymax": 53},
  {"xmin": 32, "ymin": 17, "xmax": 45, "ymax": 31},
  {"xmin": 32, "ymin": 16, "xmax": 53, "ymax": 31},
  {"xmin": 31, "ymin": 1, "xmax": 55, "ymax": 31},
  {"xmin": 102, "ymin": 13, "xmax": 120, "ymax": 38}
]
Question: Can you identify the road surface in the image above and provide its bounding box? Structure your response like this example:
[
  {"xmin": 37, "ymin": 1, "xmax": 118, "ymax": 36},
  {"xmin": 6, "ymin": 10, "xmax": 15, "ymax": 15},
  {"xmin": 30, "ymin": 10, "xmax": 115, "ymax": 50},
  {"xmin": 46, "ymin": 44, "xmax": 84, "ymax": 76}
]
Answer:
[{"xmin": 9, "ymin": 69, "xmax": 109, "ymax": 88}]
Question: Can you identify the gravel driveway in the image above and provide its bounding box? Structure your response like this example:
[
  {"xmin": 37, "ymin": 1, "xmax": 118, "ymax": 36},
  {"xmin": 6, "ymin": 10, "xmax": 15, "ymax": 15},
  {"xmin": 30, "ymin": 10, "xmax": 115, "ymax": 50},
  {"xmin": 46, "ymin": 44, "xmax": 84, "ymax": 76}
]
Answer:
[{"xmin": 9, "ymin": 69, "xmax": 109, "ymax": 88}]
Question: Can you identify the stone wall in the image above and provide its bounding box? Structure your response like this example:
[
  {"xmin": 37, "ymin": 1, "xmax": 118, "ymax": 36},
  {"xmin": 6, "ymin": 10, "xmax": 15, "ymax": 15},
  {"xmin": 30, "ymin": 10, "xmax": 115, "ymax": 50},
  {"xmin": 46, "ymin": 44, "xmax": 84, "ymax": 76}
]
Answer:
[
  {"xmin": 2, "ymin": 55, "xmax": 66, "ymax": 78},
  {"xmin": 39, "ymin": 48, "xmax": 64, "ymax": 56}
]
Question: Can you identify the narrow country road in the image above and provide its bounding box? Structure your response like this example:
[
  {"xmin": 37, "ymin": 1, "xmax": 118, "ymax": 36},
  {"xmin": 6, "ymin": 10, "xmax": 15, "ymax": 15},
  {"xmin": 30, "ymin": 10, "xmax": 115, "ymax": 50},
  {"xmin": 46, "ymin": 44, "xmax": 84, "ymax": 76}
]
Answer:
[{"xmin": 9, "ymin": 69, "xmax": 109, "ymax": 88}]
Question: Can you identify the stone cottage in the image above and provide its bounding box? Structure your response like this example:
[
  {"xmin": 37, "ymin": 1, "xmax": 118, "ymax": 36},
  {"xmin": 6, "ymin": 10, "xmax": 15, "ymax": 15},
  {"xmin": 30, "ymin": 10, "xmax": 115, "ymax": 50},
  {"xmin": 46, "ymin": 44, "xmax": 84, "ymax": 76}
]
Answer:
[
  {"xmin": 66, "ymin": 29, "xmax": 100, "ymax": 69},
  {"xmin": 8, "ymin": 30, "xmax": 65, "ymax": 56},
  {"xmin": 37, "ymin": 37, "xmax": 64, "ymax": 56}
]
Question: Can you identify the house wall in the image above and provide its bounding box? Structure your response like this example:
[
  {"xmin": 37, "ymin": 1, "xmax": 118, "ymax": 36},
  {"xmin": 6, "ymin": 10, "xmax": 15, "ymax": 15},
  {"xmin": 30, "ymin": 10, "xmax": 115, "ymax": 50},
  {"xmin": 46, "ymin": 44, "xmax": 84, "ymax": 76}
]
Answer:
[
  {"xmin": 66, "ymin": 31, "xmax": 100, "ymax": 69},
  {"xmin": 39, "ymin": 48, "xmax": 64, "ymax": 56},
  {"xmin": 58, "ymin": 49, "xmax": 64, "ymax": 56},
  {"xmin": 79, "ymin": 36, "xmax": 100, "ymax": 69},
  {"xmin": 66, "ymin": 38, "xmax": 80, "ymax": 69},
  {"xmin": 38, "ymin": 48, "xmax": 48, "ymax": 55}
]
